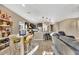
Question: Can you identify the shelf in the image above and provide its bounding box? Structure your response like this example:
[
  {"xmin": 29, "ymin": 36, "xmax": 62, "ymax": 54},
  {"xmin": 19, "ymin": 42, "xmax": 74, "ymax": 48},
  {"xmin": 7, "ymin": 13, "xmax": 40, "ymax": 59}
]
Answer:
[
  {"xmin": 0, "ymin": 10, "xmax": 13, "ymax": 55},
  {"xmin": 0, "ymin": 42, "xmax": 9, "ymax": 51},
  {"xmin": 0, "ymin": 18, "xmax": 12, "ymax": 23},
  {"xmin": 0, "ymin": 25, "xmax": 10, "ymax": 27},
  {"xmin": 0, "ymin": 42, "xmax": 9, "ymax": 46},
  {"xmin": 0, "ymin": 43, "xmax": 5, "ymax": 46},
  {"xmin": 0, "ymin": 46, "xmax": 10, "ymax": 55},
  {"xmin": 4, "ymin": 42, "xmax": 9, "ymax": 45},
  {"xmin": 0, "ymin": 37, "xmax": 9, "ymax": 40}
]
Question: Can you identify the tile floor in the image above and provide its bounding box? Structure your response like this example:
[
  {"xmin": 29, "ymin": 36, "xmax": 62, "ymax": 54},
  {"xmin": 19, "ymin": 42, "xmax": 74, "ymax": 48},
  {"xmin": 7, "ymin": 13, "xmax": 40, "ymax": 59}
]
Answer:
[{"xmin": 31, "ymin": 40, "xmax": 53, "ymax": 55}]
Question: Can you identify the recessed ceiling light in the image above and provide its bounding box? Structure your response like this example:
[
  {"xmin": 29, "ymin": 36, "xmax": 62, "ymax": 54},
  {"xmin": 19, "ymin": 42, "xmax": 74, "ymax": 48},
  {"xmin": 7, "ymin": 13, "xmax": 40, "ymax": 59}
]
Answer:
[
  {"xmin": 42, "ymin": 17, "xmax": 44, "ymax": 18},
  {"xmin": 27, "ymin": 12, "xmax": 31, "ymax": 14},
  {"xmin": 22, "ymin": 4, "xmax": 26, "ymax": 7},
  {"xmin": 46, "ymin": 17, "xmax": 48, "ymax": 19}
]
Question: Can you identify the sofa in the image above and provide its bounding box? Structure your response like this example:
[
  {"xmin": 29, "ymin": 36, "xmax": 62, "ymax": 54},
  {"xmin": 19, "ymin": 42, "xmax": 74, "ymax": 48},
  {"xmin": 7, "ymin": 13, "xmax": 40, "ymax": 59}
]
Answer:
[{"xmin": 52, "ymin": 33, "xmax": 79, "ymax": 55}]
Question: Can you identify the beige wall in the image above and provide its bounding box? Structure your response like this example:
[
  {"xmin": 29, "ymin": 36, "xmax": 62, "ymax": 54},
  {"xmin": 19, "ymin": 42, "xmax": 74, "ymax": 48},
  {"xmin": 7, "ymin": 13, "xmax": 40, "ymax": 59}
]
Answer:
[
  {"xmin": 0, "ymin": 5, "xmax": 29, "ymax": 34},
  {"xmin": 53, "ymin": 18, "xmax": 79, "ymax": 39}
]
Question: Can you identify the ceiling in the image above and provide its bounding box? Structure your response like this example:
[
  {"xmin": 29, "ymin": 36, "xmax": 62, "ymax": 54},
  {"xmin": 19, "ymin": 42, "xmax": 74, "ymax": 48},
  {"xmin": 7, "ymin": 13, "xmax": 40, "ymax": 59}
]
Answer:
[{"xmin": 3, "ymin": 4, "xmax": 79, "ymax": 24}]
